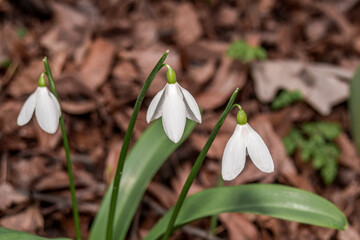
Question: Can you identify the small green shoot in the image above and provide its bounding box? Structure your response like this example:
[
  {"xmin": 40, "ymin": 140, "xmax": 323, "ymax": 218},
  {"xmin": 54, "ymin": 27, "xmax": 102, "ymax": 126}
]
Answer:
[
  {"xmin": 16, "ymin": 27, "xmax": 28, "ymax": 39},
  {"xmin": 283, "ymin": 122, "xmax": 341, "ymax": 185},
  {"xmin": 226, "ymin": 40, "xmax": 267, "ymax": 63},
  {"xmin": 271, "ymin": 90, "xmax": 303, "ymax": 110},
  {"xmin": 0, "ymin": 59, "xmax": 11, "ymax": 69},
  {"xmin": 349, "ymin": 67, "xmax": 360, "ymax": 153}
]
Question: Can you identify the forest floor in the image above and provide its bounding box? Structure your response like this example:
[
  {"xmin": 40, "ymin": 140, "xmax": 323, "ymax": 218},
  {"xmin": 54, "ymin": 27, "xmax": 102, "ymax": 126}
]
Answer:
[{"xmin": 1, "ymin": 0, "xmax": 360, "ymax": 239}]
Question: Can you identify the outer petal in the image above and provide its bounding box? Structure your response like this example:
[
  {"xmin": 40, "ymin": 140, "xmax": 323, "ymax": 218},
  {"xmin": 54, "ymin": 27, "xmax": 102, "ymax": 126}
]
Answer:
[
  {"xmin": 246, "ymin": 123, "xmax": 274, "ymax": 173},
  {"xmin": 222, "ymin": 125, "xmax": 246, "ymax": 181},
  {"xmin": 178, "ymin": 83, "xmax": 202, "ymax": 123},
  {"xmin": 35, "ymin": 87, "xmax": 60, "ymax": 134},
  {"xmin": 146, "ymin": 85, "xmax": 166, "ymax": 123},
  {"xmin": 17, "ymin": 88, "xmax": 38, "ymax": 126},
  {"xmin": 161, "ymin": 84, "xmax": 186, "ymax": 143},
  {"xmin": 49, "ymin": 92, "xmax": 61, "ymax": 118}
]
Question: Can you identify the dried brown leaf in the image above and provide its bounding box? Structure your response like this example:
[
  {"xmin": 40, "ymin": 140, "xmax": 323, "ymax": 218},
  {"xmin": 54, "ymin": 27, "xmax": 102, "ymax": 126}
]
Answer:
[
  {"xmin": 80, "ymin": 38, "xmax": 115, "ymax": 90},
  {"xmin": 0, "ymin": 183, "xmax": 28, "ymax": 211},
  {"xmin": 174, "ymin": 3, "xmax": 202, "ymax": 47},
  {"xmin": 0, "ymin": 206, "xmax": 43, "ymax": 233}
]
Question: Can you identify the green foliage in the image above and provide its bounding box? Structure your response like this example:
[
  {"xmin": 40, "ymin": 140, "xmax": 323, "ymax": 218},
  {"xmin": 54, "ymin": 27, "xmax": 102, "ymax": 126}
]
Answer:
[
  {"xmin": 271, "ymin": 90, "xmax": 303, "ymax": 110},
  {"xmin": 16, "ymin": 27, "xmax": 27, "ymax": 39},
  {"xmin": 89, "ymin": 119, "xmax": 197, "ymax": 240},
  {"xmin": 283, "ymin": 122, "xmax": 341, "ymax": 185},
  {"xmin": 0, "ymin": 227, "xmax": 70, "ymax": 240},
  {"xmin": 349, "ymin": 67, "xmax": 360, "ymax": 153},
  {"xmin": 144, "ymin": 184, "xmax": 347, "ymax": 240},
  {"xmin": 226, "ymin": 40, "xmax": 267, "ymax": 63},
  {"xmin": 0, "ymin": 59, "xmax": 11, "ymax": 69}
]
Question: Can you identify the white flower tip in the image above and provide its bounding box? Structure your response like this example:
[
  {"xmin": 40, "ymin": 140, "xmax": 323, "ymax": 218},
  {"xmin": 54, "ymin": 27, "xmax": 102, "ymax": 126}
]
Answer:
[
  {"xmin": 222, "ymin": 171, "xmax": 238, "ymax": 181},
  {"xmin": 259, "ymin": 160, "xmax": 274, "ymax": 173},
  {"xmin": 169, "ymin": 135, "xmax": 181, "ymax": 144},
  {"xmin": 17, "ymin": 115, "xmax": 28, "ymax": 126},
  {"xmin": 146, "ymin": 114, "xmax": 151, "ymax": 124},
  {"xmin": 165, "ymin": 49, "xmax": 170, "ymax": 53}
]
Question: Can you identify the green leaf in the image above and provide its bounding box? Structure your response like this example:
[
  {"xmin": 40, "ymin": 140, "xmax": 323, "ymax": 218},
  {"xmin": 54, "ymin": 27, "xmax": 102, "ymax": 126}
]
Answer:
[
  {"xmin": 271, "ymin": 90, "xmax": 303, "ymax": 110},
  {"xmin": 89, "ymin": 119, "xmax": 197, "ymax": 240},
  {"xmin": 145, "ymin": 184, "xmax": 347, "ymax": 240},
  {"xmin": 226, "ymin": 40, "xmax": 267, "ymax": 63},
  {"xmin": 350, "ymin": 67, "xmax": 360, "ymax": 153},
  {"xmin": 301, "ymin": 122, "xmax": 341, "ymax": 141},
  {"xmin": 0, "ymin": 227, "xmax": 69, "ymax": 240}
]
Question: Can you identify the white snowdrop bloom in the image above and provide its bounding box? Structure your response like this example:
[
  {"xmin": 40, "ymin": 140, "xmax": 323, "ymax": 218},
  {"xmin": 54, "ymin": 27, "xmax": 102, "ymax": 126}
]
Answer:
[
  {"xmin": 17, "ymin": 73, "xmax": 61, "ymax": 134},
  {"xmin": 222, "ymin": 108, "xmax": 274, "ymax": 181},
  {"xmin": 146, "ymin": 66, "xmax": 201, "ymax": 143}
]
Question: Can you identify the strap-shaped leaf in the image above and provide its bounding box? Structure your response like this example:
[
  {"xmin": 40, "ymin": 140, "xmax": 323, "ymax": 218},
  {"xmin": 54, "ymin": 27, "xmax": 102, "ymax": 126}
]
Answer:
[
  {"xmin": 89, "ymin": 119, "xmax": 197, "ymax": 240},
  {"xmin": 0, "ymin": 227, "xmax": 70, "ymax": 240},
  {"xmin": 145, "ymin": 184, "xmax": 347, "ymax": 240},
  {"xmin": 350, "ymin": 67, "xmax": 360, "ymax": 152}
]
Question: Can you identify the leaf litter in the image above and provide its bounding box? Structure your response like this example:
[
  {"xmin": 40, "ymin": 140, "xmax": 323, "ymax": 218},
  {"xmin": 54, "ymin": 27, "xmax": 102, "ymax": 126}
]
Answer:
[{"xmin": 1, "ymin": 0, "xmax": 360, "ymax": 239}]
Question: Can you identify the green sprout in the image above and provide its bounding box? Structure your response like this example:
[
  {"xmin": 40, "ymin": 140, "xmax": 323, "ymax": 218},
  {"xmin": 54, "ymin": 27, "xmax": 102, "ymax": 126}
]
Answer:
[
  {"xmin": 226, "ymin": 40, "xmax": 267, "ymax": 63},
  {"xmin": 271, "ymin": 90, "xmax": 303, "ymax": 110},
  {"xmin": 16, "ymin": 27, "xmax": 28, "ymax": 39},
  {"xmin": 283, "ymin": 122, "xmax": 341, "ymax": 185}
]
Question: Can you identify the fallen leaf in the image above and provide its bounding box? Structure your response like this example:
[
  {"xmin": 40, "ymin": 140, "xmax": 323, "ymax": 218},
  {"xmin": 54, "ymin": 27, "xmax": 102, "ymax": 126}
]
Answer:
[
  {"xmin": 219, "ymin": 213, "xmax": 259, "ymax": 240},
  {"xmin": 251, "ymin": 60, "xmax": 353, "ymax": 115},
  {"xmin": 197, "ymin": 57, "xmax": 246, "ymax": 110},
  {"xmin": 8, "ymin": 60, "xmax": 43, "ymax": 98},
  {"xmin": 147, "ymin": 182, "xmax": 177, "ymax": 209},
  {"xmin": 129, "ymin": 45, "xmax": 180, "ymax": 96},
  {"xmin": 34, "ymin": 171, "xmax": 69, "ymax": 191},
  {"xmin": 338, "ymin": 225, "xmax": 360, "ymax": 240},
  {"xmin": 0, "ymin": 206, "xmax": 43, "ymax": 233},
  {"xmin": 0, "ymin": 182, "xmax": 28, "ymax": 211},
  {"xmin": 335, "ymin": 133, "xmax": 360, "ymax": 173},
  {"xmin": 216, "ymin": 7, "xmax": 238, "ymax": 27},
  {"xmin": 174, "ymin": 3, "xmax": 202, "ymax": 47},
  {"xmin": 61, "ymin": 100, "xmax": 97, "ymax": 115},
  {"xmin": 188, "ymin": 59, "xmax": 216, "ymax": 85},
  {"xmin": 12, "ymin": 157, "xmax": 47, "ymax": 189},
  {"xmin": 0, "ymin": 101, "xmax": 22, "ymax": 134},
  {"xmin": 104, "ymin": 140, "xmax": 122, "ymax": 185},
  {"xmin": 80, "ymin": 38, "xmax": 115, "ymax": 90},
  {"xmin": 186, "ymin": 41, "xmax": 228, "ymax": 60}
]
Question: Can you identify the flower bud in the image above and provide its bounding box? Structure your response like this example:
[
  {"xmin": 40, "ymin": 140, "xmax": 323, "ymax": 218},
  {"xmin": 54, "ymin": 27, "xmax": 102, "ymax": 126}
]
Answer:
[
  {"xmin": 166, "ymin": 66, "xmax": 177, "ymax": 84},
  {"xmin": 237, "ymin": 109, "xmax": 247, "ymax": 125},
  {"xmin": 38, "ymin": 72, "xmax": 46, "ymax": 87}
]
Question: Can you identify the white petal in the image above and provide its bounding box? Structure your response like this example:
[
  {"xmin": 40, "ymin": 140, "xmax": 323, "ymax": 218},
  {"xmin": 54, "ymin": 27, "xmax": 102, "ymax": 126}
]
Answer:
[
  {"xmin": 35, "ymin": 87, "xmax": 60, "ymax": 134},
  {"xmin": 246, "ymin": 123, "xmax": 274, "ymax": 173},
  {"xmin": 17, "ymin": 88, "xmax": 38, "ymax": 126},
  {"xmin": 161, "ymin": 84, "xmax": 186, "ymax": 143},
  {"xmin": 178, "ymin": 83, "xmax": 202, "ymax": 123},
  {"xmin": 222, "ymin": 125, "xmax": 246, "ymax": 181},
  {"xmin": 49, "ymin": 91, "xmax": 61, "ymax": 118},
  {"xmin": 146, "ymin": 85, "xmax": 166, "ymax": 123}
]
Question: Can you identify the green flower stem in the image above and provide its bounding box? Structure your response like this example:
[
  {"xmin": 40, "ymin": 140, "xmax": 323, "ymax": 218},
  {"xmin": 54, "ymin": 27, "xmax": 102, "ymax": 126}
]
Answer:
[
  {"xmin": 43, "ymin": 57, "xmax": 82, "ymax": 240},
  {"xmin": 162, "ymin": 88, "xmax": 239, "ymax": 240},
  {"xmin": 209, "ymin": 176, "xmax": 224, "ymax": 236},
  {"xmin": 106, "ymin": 50, "xmax": 169, "ymax": 240}
]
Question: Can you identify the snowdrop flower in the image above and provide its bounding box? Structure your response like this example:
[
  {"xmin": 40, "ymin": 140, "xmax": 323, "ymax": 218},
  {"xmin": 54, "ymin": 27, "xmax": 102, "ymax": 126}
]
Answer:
[
  {"xmin": 17, "ymin": 73, "xmax": 61, "ymax": 134},
  {"xmin": 222, "ymin": 107, "xmax": 274, "ymax": 181},
  {"xmin": 146, "ymin": 65, "xmax": 201, "ymax": 143}
]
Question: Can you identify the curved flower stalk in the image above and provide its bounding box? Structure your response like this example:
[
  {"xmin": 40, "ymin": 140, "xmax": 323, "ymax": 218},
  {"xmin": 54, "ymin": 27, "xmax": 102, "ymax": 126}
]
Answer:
[
  {"xmin": 147, "ymin": 65, "xmax": 201, "ymax": 143},
  {"xmin": 17, "ymin": 72, "xmax": 61, "ymax": 134},
  {"xmin": 222, "ymin": 106, "xmax": 274, "ymax": 181}
]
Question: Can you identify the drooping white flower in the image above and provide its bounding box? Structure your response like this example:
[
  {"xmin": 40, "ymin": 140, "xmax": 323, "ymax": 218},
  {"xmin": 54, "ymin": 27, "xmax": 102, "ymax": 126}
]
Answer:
[
  {"xmin": 222, "ymin": 108, "xmax": 274, "ymax": 181},
  {"xmin": 146, "ymin": 66, "xmax": 201, "ymax": 143},
  {"xmin": 17, "ymin": 73, "xmax": 61, "ymax": 134}
]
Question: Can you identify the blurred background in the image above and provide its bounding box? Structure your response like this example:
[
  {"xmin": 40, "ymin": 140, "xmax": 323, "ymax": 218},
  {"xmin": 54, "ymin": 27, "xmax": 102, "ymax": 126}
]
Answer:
[{"xmin": 1, "ymin": 0, "xmax": 360, "ymax": 239}]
